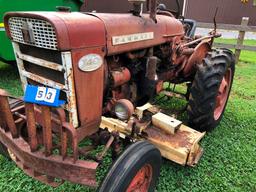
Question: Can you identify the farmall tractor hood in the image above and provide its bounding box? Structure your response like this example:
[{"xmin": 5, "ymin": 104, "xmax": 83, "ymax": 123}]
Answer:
[
  {"xmin": 4, "ymin": 11, "xmax": 184, "ymax": 54},
  {"xmin": 4, "ymin": 12, "xmax": 107, "ymax": 50},
  {"xmin": 88, "ymin": 13, "xmax": 184, "ymax": 54}
]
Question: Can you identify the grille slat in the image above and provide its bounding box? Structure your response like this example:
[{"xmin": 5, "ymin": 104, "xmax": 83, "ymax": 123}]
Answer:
[{"xmin": 9, "ymin": 17, "xmax": 58, "ymax": 50}]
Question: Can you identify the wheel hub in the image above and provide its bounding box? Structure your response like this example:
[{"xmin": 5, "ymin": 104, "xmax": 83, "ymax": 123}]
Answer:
[{"xmin": 126, "ymin": 164, "xmax": 153, "ymax": 192}]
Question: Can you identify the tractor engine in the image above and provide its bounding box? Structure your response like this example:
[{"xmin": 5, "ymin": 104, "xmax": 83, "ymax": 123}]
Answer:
[{"xmin": 103, "ymin": 26, "xmax": 183, "ymax": 112}]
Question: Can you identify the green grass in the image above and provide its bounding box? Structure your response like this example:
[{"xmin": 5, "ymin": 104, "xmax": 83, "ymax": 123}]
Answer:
[
  {"xmin": 0, "ymin": 53, "xmax": 256, "ymax": 191},
  {"xmin": 214, "ymin": 38, "xmax": 256, "ymax": 64},
  {"xmin": 0, "ymin": 62, "xmax": 23, "ymax": 96},
  {"xmin": 157, "ymin": 62, "xmax": 256, "ymax": 192}
]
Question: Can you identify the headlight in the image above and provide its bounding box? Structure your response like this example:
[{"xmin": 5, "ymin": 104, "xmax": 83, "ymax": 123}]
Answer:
[{"xmin": 114, "ymin": 99, "xmax": 134, "ymax": 120}]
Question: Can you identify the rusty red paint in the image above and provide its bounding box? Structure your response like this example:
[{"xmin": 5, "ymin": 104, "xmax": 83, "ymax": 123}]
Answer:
[
  {"xmin": 90, "ymin": 13, "xmax": 184, "ymax": 55},
  {"xmin": 214, "ymin": 68, "xmax": 232, "ymax": 120},
  {"xmin": 71, "ymin": 47, "xmax": 105, "ymax": 135},
  {"xmin": 4, "ymin": 12, "xmax": 106, "ymax": 50},
  {"xmin": 55, "ymin": 108, "xmax": 68, "ymax": 160},
  {"xmin": 25, "ymin": 103, "xmax": 38, "ymax": 152},
  {"xmin": 41, "ymin": 106, "xmax": 53, "ymax": 157},
  {"xmin": 0, "ymin": 99, "xmax": 7, "ymax": 130},
  {"xmin": 184, "ymin": 41, "xmax": 211, "ymax": 77},
  {"xmin": 0, "ymin": 95, "xmax": 18, "ymax": 138},
  {"xmin": 111, "ymin": 67, "xmax": 131, "ymax": 87}
]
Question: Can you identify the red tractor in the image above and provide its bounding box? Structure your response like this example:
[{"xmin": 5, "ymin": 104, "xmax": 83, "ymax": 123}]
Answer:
[{"xmin": 0, "ymin": 0, "xmax": 235, "ymax": 191}]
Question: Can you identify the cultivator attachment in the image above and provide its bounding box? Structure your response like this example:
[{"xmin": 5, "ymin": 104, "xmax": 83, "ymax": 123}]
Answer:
[{"xmin": 0, "ymin": 90, "xmax": 98, "ymax": 187}]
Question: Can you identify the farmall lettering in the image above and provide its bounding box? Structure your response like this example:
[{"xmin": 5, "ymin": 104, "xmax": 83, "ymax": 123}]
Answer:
[
  {"xmin": 0, "ymin": 0, "xmax": 235, "ymax": 191},
  {"xmin": 112, "ymin": 32, "xmax": 154, "ymax": 45}
]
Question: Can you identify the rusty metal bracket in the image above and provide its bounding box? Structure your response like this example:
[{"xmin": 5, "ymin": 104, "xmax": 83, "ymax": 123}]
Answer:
[
  {"xmin": 0, "ymin": 129, "xmax": 98, "ymax": 187},
  {"xmin": 96, "ymin": 135, "xmax": 115, "ymax": 161},
  {"xmin": 0, "ymin": 90, "xmax": 18, "ymax": 138},
  {"xmin": 0, "ymin": 93, "xmax": 98, "ymax": 187}
]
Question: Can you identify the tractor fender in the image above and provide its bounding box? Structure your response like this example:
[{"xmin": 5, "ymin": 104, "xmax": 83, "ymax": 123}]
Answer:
[{"xmin": 183, "ymin": 41, "xmax": 211, "ymax": 77}]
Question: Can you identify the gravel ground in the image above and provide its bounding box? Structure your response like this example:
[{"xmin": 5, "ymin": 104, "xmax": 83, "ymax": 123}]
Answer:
[{"xmin": 196, "ymin": 28, "xmax": 256, "ymax": 40}]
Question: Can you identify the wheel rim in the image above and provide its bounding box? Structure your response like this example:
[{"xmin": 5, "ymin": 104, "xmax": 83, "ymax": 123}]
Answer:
[
  {"xmin": 214, "ymin": 68, "xmax": 232, "ymax": 120},
  {"xmin": 126, "ymin": 164, "xmax": 153, "ymax": 192}
]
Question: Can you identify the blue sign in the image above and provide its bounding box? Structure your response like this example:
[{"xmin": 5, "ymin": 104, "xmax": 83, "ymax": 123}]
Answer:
[{"xmin": 24, "ymin": 85, "xmax": 65, "ymax": 107}]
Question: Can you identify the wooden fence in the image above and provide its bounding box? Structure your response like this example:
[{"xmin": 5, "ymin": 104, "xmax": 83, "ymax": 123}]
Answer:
[{"xmin": 197, "ymin": 17, "xmax": 256, "ymax": 63}]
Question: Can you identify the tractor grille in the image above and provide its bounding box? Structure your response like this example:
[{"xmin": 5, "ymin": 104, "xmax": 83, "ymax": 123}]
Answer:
[
  {"xmin": 8, "ymin": 17, "xmax": 58, "ymax": 50},
  {"xmin": 13, "ymin": 44, "xmax": 78, "ymax": 127},
  {"xmin": 7, "ymin": 16, "xmax": 78, "ymax": 128}
]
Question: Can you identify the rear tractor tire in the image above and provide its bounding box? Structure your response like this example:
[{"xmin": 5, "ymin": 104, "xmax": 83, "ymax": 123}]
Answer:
[
  {"xmin": 98, "ymin": 141, "xmax": 161, "ymax": 192},
  {"xmin": 187, "ymin": 48, "xmax": 235, "ymax": 132}
]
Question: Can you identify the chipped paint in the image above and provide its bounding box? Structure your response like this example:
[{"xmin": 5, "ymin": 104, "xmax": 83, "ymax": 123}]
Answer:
[{"xmin": 61, "ymin": 52, "xmax": 79, "ymax": 128}]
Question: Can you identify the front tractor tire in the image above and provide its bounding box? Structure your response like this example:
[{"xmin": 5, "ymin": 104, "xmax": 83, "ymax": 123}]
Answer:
[
  {"xmin": 187, "ymin": 48, "xmax": 235, "ymax": 132},
  {"xmin": 98, "ymin": 141, "xmax": 161, "ymax": 192}
]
